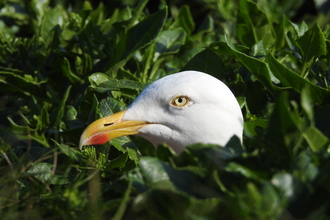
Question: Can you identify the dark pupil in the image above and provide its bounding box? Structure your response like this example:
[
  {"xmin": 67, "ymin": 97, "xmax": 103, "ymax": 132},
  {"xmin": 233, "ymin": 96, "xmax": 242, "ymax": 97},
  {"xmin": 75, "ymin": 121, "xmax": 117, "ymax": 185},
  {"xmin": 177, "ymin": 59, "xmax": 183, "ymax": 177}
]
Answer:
[{"xmin": 178, "ymin": 98, "xmax": 183, "ymax": 103}]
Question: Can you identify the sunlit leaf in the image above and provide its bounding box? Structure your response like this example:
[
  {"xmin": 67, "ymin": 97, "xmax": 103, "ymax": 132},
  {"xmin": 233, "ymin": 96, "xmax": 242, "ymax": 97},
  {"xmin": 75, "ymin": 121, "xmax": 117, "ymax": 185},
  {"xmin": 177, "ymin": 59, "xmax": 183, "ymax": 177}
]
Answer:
[
  {"xmin": 173, "ymin": 5, "xmax": 195, "ymax": 37},
  {"xmin": 267, "ymin": 53, "xmax": 330, "ymax": 104},
  {"xmin": 296, "ymin": 24, "xmax": 327, "ymax": 77},
  {"xmin": 210, "ymin": 36, "xmax": 282, "ymax": 97},
  {"xmin": 61, "ymin": 57, "xmax": 81, "ymax": 83},
  {"xmin": 156, "ymin": 28, "xmax": 186, "ymax": 55}
]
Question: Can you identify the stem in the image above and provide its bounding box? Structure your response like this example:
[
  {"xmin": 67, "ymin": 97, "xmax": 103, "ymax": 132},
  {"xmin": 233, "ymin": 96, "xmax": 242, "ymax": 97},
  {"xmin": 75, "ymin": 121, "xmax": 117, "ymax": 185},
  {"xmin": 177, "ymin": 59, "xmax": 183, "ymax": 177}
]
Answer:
[{"xmin": 301, "ymin": 62, "xmax": 309, "ymax": 78}]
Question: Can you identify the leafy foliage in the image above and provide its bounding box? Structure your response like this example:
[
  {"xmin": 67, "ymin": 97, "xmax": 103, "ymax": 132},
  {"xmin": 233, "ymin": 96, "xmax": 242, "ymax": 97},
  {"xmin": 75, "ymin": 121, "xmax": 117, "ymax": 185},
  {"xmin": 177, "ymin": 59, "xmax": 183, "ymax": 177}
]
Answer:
[{"xmin": 1, "ymin": 0, "xmax": 330, "ymax": 219}]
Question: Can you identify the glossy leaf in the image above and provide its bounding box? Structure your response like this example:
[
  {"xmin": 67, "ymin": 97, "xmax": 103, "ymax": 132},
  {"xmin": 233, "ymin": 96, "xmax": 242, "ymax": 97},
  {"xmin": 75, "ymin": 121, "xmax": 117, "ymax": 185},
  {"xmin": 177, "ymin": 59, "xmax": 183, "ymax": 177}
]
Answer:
[
  {"xmin": 181, "ymin": 47, "xmax": 226, "ymax": 79},
  {"xmin": 236, "ymin": 0, "xmax": 269, "ymax": 47},
  {"xmin": 210, "ymin": 36, "xmax": 282, "ymax": 97},
  {"xmin": 265, "ymin": 93, "xmax": 302, "ymax": 152},
  {"xmin": 51, "ymin": 85, "xmax": 72, "ymax": 127},
  {"xmin": 57, "ymin": 142, "xmax": 81, "ymax": 161},
  {"xmin": 109, "ymin": 7, "xmax": 167, "ymax": 68},
  {"xmin": 156, "ymin": 28, "xmax": 186, "ymax": 55},
  {"xmin": 267, "ymin": 53, "xmax": 330, "ymax": 104},
  {"xmin": 173, "ymin": 5, "xmax": 195, "ymax": 36},
  {"xmin": 61, "ymin": 57, "xmax": 81, "ymax": 84},
  {"xmin": 296, "ymin": 24, "xmax": 327, "ymax": 77}
]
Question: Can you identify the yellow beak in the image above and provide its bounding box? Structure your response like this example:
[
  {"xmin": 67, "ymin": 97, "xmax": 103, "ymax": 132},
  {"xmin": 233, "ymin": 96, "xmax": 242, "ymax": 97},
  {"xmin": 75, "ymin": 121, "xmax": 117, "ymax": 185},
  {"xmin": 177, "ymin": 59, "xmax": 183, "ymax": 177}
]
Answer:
[{"xmin": 79, "ymin": 110, "xmax": 149, "ymax": 150}]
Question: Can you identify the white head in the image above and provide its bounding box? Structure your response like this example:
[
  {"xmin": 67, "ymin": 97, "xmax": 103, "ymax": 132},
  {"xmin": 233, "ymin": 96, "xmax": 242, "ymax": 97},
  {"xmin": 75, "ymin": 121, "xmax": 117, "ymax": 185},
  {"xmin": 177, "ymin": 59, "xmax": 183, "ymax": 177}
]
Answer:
[{"xmin": 80, "ymin": 71, "xmax": 243, "ymax": 154}]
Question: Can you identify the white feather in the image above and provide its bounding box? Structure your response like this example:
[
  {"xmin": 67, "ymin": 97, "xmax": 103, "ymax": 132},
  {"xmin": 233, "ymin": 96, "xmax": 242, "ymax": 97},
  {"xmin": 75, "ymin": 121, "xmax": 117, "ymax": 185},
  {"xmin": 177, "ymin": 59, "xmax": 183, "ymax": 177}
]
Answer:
[{"xmin": 123, "ymin": 70, "xmax": 244, "ymax": 153}]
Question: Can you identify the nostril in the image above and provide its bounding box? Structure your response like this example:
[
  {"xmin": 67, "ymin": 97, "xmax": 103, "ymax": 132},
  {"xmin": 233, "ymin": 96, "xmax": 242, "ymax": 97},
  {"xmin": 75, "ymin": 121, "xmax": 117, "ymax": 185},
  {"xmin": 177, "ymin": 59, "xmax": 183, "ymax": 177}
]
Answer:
[{"xmin": 104, "ymin": 123, "xmax": 114, "ymax": 126}]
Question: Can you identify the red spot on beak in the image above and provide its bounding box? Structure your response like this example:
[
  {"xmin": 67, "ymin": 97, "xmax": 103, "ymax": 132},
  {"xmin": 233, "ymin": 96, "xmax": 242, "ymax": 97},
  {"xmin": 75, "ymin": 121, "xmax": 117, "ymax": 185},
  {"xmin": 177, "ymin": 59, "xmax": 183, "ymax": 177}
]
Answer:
[{"xmin": 88, "ymin": 133, "xmax": 109, "ymax": 146}]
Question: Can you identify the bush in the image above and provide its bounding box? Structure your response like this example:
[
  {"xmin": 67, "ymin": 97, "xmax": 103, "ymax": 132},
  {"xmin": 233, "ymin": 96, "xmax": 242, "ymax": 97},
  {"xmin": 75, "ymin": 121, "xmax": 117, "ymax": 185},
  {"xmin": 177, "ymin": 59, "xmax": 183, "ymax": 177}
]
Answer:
[{"xmin": 1, "ymin": 0, "xmax": 330, "ymax": 219}]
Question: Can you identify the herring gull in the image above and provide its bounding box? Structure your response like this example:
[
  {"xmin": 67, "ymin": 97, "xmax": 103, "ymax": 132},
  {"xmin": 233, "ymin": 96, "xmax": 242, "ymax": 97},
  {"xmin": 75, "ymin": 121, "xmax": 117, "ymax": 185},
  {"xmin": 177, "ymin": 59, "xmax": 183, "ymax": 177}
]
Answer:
[{"xmin": 79, "ymin": 71, "xmax": 243, "ymax": 154}]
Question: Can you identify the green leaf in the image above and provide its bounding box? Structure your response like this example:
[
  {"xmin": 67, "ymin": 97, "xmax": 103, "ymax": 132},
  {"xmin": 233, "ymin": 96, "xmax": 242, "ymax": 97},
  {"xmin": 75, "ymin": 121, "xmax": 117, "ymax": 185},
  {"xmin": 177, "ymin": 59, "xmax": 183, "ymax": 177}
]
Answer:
[
  {"xmin": 286, "ymin": 31, "xmax": 303, "ymax": 60},
  {"xmin": 27, "ymin": 162, "xmax": 68, "ymax": 184},
  {"xmin": 7, "ymin": 116, "xmax": 50, "ymax": 147},
  {"xmin": 265, "ymin": 93, "xmax": 302, "ymax": 152},
  {"xmin": 250, "ymin": 40, "xmax": 266, "ymax": 57},
  {"xmin": 210, "ymin": 36, "xmax": 282, "ymax": 98},
  {"xmin": 181, "ymin": 47, "xmax": 226, "ymax": 79},
  {"xmin": 267, "ymin": 53, "xmax": 330, "ymax": 104},
  {"xmin": 244, "ymin": 119, "xmax": 268, "ymax": 137},
  {"xmin": 226, "ymin": 162, "xmax": 263, "ymax": 181},
  {"xmin": 52, "ymin": 85, "xmax": 71, "ymax": 128},
  {"xmin": 43, "ymin": 25, "xmax": 62, "ymax": 54},
  {"xmin": 140, "ymin": 43, "xmax": 156, "ymax": 82},
  {"xmin": 109, "ymin": 7, "xmax": 167, "ymax": 69},
  {"xmin": 89, "ymin": 2, "xmax": 105, "ymax": 25},
  {"xmin": 98, "ymin": 97, "xmax": 127, "ymax": 117},
  {"xmin": 156, "ymin": 28, "xmax": 186, "ymax": 55},
  {"xmin": 296, "ymin": 24, "xmax": 327, "ymax": 77},
  {"xmin": 117, "ymin": 68, "xmax": 140, "ymax": 81},
  {"xmin": 301, "ymin": 86, "xmax": 313, "ymax": 124},
  {"xmin": 97, "ymin": 79, "xmax": 145, "ymax": 91},
  {"xmin": 236, "ymin": 0, "xmax": 269, "ymax": 47},
  {"xmin": 139, "ymin": 157, "xmax": 213, "ymax": 197},
  {"xmin": 245, "ymin": 80, "xmax": 269, "ymax": 114},
  {"xmin": 290, "ymin": 21, "xmax": 309, "ymax": 38},
  {"xmin": 139, "ymin": 157, "xmax": 175, "ymax": 189},
  {"xmin": 174, "ymin": 5, "xmax": 195, "ymax": 36},
  {"xmin": 39, "ymin": 5, "xmax": 68, "ymax": 39},
  {"xmin": 296, "ymin": 150, "xmax": 319, "ymax": 181},
  {"xmin": 196, "ymin": 14, "xmax": 214, "ymax": 34},
  {"xmin": 96, "ymin": 81, "xmax": 143, "ymax": 99},
  {"xmin": 87, "ymin": 75, "xmax": 145, "ymax": 100},
  {"xmin": 110, "ymin": 137, "xmax": 138, "ymax": 164},
  {"xmin": 302, "ymin": 126, "xmax": 329, "ymax": 152},
  {"xmin": 88, "ymin": 72, "xmax": 110, "ymax": 86},
  {"xmin": 106, "ymin": 152, "xmax": 129, "ymax": 170},
  {"xmin": 57, "ymin": 142, "xmax": 81, "ymax": 161},
  {"xmin": 130, "ymin": 0, "xmax": 149, "ymax": 27},
  {"xmin": 0, "ymin": 69, "xmax": 47, "ymax": 97},
  {"xmin": 233, "ymin": 182, "xmax": 280, "ymax": 218},
  {"xmin": 273, "ymin": 15, "xmax": 288, "ymax": 50},
  {"xmin": 184, "ymin": 143, "xmax": 236, "ymax": 171},
  {"xmin": 65, "ymin": 105, "xmax": 78, "ymax": 121},
  {"xmin": 61, "ymin": 57, "xmax": 81, "ymax": 84}
]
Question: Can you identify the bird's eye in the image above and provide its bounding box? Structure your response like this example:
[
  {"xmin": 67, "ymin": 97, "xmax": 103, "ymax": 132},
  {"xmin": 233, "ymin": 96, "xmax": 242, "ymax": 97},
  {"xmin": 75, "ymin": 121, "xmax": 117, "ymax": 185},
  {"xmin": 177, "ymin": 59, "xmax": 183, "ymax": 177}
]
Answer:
[{"xmin": 171, "ymin": 96, "xmax": 190, "ymax": 107}]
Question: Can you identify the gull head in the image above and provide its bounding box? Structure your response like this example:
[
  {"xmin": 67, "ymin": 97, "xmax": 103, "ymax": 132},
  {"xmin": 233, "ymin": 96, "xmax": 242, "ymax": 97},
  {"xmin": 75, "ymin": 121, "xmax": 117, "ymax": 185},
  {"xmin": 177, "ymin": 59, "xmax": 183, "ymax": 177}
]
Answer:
[{"xmin": 80, "ymin": 71, "xmax": 243, "ymax": 154}]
